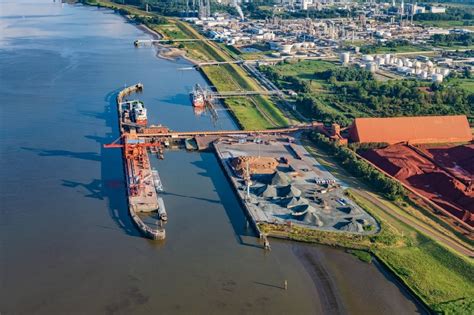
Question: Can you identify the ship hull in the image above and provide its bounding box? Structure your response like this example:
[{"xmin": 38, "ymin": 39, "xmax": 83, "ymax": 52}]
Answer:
[{"xmin": 193, "ymin": 100, "xmax": 205, "ymax": 108}]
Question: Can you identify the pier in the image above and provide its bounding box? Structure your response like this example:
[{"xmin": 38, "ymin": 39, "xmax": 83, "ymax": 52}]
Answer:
[
  {"xmin": 138, "ymin": 125, "xmax": 312, "ymax": 139},
  {"xmin": 198, "ymin": 90, "xmax": 283, "ymax": 98}
]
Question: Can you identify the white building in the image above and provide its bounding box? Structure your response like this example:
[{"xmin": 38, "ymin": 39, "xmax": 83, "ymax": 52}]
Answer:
[{"xmin": 429, "ymin": 6, "xmax": 446, "ymax": 14}]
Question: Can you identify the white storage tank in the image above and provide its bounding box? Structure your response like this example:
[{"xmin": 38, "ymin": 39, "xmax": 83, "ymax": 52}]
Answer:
[
  {"xmin": 294, "ymin": 43, "xmax": 303, "ymax": 50},
  {"xmin": 384, "ymin": 54, "xmax": 391, "ymax": 64},
  {"xmin": 368, "ymin": 62, "xmax": 377, "ymax": 72},
  {"xmin": 406, "ymin": 60, "xmax": 413, "ymax": 67},
  {"xmin": 397, "ymin": 59, "xmax": 404, "ymax": 67},
  {"xmin": 414, "ymin": 61, "xmax": 422, "ymax": 68},
  {"xmin": 362, "ymin": 55, "xmax": 374, "ymax": 62},
  {"xmin": 440, "ymin": 68, "xmax": 450, "ymax": 76},
  {"xmin": 432, "ymin": 73, "xmax": 443, "ymax": 83},
  {"xmin": 427, "ymin": 60, "xmax": 434, "ymax": 68},
  {"xmin": 419, "ymin": 71, "xmax": 428, "ymax": 79},
  {"xmin": 280, "ymin": 44, "xmax": 293, "ymax": 54},
  {"xmin": 340, "ymin": 52, "xmax": 350, "ymax": 64}
]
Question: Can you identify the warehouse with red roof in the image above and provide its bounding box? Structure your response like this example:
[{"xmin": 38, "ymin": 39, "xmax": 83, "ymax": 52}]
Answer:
[{"xmin": 349, "ymin": 115, "xmax": 472, "ymax": 144}]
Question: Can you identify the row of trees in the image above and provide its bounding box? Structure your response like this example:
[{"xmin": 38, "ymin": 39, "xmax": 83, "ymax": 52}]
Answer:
[
  {"xmin": 360, "ymin": 40, "xmax": 415, "ymax": 54},
  {"xmin": 414, "ymin": 8, "xmax": 473, "ymax": 21},
  {"xmin": 315, "ymin": 67, "xmax": 373, "ymax": 82},
  {"xmin": 432, "ymin": 33, "xmax": 473, "ymax": 47},
  {"xmin": 330, "ymin": 79, "xmax": 474, "ymax": 117},
  {"xmin": 243, "ymin": 4, "xmax": 353, "ymax": 20},
  {"xmin": 310, "ymin": 133, "xmax": 405, "ymax": 201},
  {"xmin": 312, "ymin": 133, "xmax": 405, "ymax": 200}
]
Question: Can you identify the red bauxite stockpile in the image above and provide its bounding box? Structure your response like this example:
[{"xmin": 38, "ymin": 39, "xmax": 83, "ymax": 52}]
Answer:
[{"xmin": 362, "ymin": 144, "xmax": 474, "ymax": 226}]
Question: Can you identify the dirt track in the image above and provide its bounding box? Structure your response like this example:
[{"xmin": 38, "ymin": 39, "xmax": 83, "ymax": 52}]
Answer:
[{"xmin": 353, "ymin": 189, "xmax": 474, "ymax": 258}]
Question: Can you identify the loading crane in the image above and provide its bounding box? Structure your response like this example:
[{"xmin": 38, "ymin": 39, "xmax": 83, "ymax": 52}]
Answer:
[{"xmin": 104, "ymin": 134, "xmax": 164, "ymax": 196}]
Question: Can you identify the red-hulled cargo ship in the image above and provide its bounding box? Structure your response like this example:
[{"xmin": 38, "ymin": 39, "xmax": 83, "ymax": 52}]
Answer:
[
  {"xmin": 129, "ymin": 100, "xmax": 148, "ymax": 125},
  {"xmin": 191, "ymin": 84, "xmax": 206, "ymax": 108}
]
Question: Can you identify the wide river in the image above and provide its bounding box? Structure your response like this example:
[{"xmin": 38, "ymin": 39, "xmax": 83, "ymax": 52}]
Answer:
[{"xmin": 0, "ymin": 1, "xmax": 425, "ymax": 314}]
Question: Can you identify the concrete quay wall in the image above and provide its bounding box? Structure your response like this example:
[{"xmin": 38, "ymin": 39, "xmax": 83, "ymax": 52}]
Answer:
[{"xmin": 213, "ymin": 143, "xmax": 263, "ymax": 238}]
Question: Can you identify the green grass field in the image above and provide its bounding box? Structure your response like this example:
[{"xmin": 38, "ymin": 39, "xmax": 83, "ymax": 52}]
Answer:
[
  {"xmin": 447, "ymin": 78, "xmax": 474, "ymax": 93},
  {"xmin": 418, "ymin": 20, "xmax": 473, "ymax": 29},
  {"xmin": 368, "ymin": 44, "xmax": 430, "ymax": 54},
  {"xmin": 351, "ymin": 192, "xmax": 474, "ymax": 314},
  {"xmin": 377, "ymin": 238, "xmax": 474, "ymax": 314},
  {"xmin": 271, "ymin": 60, "xmax": 337, "ymax": 78},
  {"xmin": 271, "ymin": 60, "xmax": 338, "ymax": 92}
]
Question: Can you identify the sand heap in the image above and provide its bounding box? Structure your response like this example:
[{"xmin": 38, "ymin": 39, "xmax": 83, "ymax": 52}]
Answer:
[
  {"xmin": 270, "ymin": 171, "xmax": 291, "ymax": 187},
  {"xmin": 230, "ymin": 156, "xmax": 278, "ymax": 176},
  {"xmin": 337, "ymin": 218, "xmax": 364, "ymax": 233}
]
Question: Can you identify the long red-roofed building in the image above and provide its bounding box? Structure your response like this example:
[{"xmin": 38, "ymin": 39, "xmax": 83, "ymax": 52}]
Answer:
[{"xmin": 349, "ymin": 115, "xmax": 472, "ymax": 144}]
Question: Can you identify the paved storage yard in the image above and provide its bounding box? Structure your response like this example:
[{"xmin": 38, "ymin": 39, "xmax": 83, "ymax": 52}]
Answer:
[{"xmin": 215, "ymin": 135, "xmax": 379, "ymax": 234}]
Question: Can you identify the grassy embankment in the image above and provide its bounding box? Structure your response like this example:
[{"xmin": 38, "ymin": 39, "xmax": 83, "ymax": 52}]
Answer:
[
  {"xmin": 260, "ymin": 140, "xmax": 474, "ymax": 314},
  {"xmin": 166, "ymin": 21, "xmax": 288, "ymax": 129},
  {"xmin": 84, "ymin": 0, "xmax": 288, "ymax": 130}
]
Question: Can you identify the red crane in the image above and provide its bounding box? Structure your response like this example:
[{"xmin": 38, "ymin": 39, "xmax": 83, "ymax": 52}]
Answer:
[{"xmin": 104, "ymin": 134, "xmax": 163, "ymax": 196}]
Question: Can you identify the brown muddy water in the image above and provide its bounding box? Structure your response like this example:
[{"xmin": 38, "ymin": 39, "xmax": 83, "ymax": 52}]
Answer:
[{"xmin": 0, "ymin": 1, "xmax": 425, "ymax": 314}]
